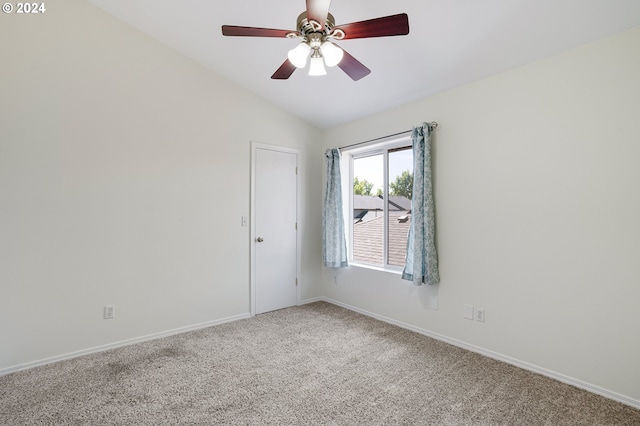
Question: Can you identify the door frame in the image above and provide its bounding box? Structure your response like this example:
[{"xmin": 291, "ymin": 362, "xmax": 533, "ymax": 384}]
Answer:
[{"xmin": 250, "ymin": 142, "xmax": 301, "ymax": 316}]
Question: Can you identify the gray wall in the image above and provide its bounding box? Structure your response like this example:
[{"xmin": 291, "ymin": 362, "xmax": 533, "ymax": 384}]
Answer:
[
  {"xmin": 322, "ymin": 27, "xmax": 640, "ymax": 405},
  {"xmin": 0, "ymin": 0, "xmax": 323, "ymax": 371}
]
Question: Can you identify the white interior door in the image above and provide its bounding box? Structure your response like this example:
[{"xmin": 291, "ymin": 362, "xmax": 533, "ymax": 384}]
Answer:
[{"xmin": 253, "ymin": 146, "xmax": 298, "ymax": 314}]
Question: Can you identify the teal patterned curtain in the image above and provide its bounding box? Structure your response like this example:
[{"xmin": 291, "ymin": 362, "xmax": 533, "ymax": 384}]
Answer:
[
  {"xmin": 323, "ymin": 148, "xmax": 348, "ymax": 268},
  {"xmin": 402, "ymin": 123, "xmax": 440, "ymax": 285}
]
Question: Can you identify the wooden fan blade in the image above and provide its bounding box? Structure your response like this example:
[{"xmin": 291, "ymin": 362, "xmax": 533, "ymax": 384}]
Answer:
[
  {"xmin": 337, "ymin": 13, "xmax": 409, "ymax": 40},
  {"xmin": 336, "ymin": 47, "xmax": 371, "ymax": 81},
  {"xmin": 306, "ymin": 0, "xmax": 332, "ymax": 29},
  {"xmin": 222, "ymin": 25, "xmax": 295, "ymax": 38},
  {"xmin": 271, "ymin": 59, "xmax": 297, "ymax": 80}
]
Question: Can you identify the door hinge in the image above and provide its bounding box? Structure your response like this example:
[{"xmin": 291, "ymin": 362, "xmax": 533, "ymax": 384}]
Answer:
[
  {"xmin": 295, "ymin": 278, "xmax": 298, "ymax": 286},
  {"xmin": 295, "ymin": 167, "xmax": 298, "ymax": 175},
  {"xmin": 295, "ymin": 222, "xmax": 297, "ymax": 230}
]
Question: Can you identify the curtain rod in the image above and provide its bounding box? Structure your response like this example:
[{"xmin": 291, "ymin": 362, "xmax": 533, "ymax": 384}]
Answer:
[{"xmin": 338, "ymin": 121, "xmax": 438, "ymax": 151}]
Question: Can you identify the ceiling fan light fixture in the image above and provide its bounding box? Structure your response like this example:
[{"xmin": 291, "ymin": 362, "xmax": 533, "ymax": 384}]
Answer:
[
  {"xmin": 308, "ymin": 55, "xmax": 327, "ymax": 76},
  {"xmin": 222, "ymin": 5, "xmax": 410, "ymax": 81},
  {"xmin": 320, "ymin": 41, "xmax": 343, "ymax": 67},
  {"xmin": 287, "ymin": 42, "xmax": 311, "ymax": 68}
]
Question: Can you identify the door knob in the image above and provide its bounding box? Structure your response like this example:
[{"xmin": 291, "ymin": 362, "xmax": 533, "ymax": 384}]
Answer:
[{"xmin": 256, "ymin": 237, "xmax": 264, "ymax": 243}]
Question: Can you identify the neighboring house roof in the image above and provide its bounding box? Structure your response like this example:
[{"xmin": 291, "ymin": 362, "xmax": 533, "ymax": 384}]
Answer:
[
  {"xmin": 353, "ymin": 195, "xmax": 383, "ymax": 210},
  {"xmin": 353, "ymin": 195, "xmax": 411, "ymax": 211},
  {"xmin": 388, "ymin": 196, "xmax": 412, "ymax": 211},
  {"xmin": 353, "ymin": 213, "xmax": 411, "ymax": 266}
]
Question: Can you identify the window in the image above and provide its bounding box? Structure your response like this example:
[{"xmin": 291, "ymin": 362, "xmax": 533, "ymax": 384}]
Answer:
[{"xmin": 346, "ymin": 137, "xmax": 413, "ymax": 271}]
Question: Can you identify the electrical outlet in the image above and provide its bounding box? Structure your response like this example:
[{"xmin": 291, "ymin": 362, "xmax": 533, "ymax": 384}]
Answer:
[
  {"xmin": 333, "ymin": 275, "xmax": 338, "ymax": 285},
  {"xmin": 104, "ymin": 305, "xmax": 115, "ymax": 319},
  {"xmin": 475, "ymin": 307, "xmax": 485, "ymax": 322}
]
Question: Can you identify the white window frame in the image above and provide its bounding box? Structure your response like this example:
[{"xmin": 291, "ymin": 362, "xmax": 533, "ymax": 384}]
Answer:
[{"xmin": 343, "ymin": 134, "xmax": 412, "ymax": 273}]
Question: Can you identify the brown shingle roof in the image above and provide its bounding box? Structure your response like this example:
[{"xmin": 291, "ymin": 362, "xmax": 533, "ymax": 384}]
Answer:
[{"xmin": 353, "ymin": 213, "xmax": 410, "ymax": 266}]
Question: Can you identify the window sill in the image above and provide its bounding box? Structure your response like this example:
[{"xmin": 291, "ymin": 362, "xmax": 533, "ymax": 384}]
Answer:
[{"xmin": 349, "ymin": 262, "xmax": 403, "ymax": 276}]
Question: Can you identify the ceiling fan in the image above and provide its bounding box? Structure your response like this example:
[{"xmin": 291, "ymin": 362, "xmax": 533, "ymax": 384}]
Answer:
[{"xmin": 221, "ymin": 0, "xmax": 409, "ymax": 81}]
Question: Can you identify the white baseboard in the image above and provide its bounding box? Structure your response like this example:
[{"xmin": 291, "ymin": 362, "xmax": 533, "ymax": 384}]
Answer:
[
  {"xmin": 3, "ymin": 299, "xmax": 639, "ymax": 411},
  {"xmin": 299, "ymin": 296, "xmax": 325, "ymax": 305},
  {"xmin": 321, "ymin": 296, "xmax": 640, "ymax": 410},
  {"xmin": 0, "ymin": 312, "xmax": 251, "ymax": 377}
]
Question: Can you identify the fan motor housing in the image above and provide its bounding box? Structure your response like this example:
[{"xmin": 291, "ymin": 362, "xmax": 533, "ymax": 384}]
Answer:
[{"xmin": 291, "ymin": 12, "xmax": 344, "ymax": 40}]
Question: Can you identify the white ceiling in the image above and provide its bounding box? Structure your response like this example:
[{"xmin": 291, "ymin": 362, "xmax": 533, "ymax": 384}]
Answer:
[{"xmin": 86, "ymin": 0, "xmax": 640, "ymax": 129}]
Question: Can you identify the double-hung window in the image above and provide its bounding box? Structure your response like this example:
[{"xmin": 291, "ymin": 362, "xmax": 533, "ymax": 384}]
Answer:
[{"xmin": 344, "ymin": 136, "xmax": 413, "ymax": 271}]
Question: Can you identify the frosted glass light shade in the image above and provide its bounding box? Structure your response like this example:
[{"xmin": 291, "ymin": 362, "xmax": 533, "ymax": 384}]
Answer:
[
  {"xmin": 320, "ymin": 42, "xmax": 344, "ymax": 67},
  {"xmin": 287, "ymin": 43, "xmax": 311, "ymax": 68},
  {"xmin": 308, "ymin": 56, "xmax": 327, "ymax": 76}
]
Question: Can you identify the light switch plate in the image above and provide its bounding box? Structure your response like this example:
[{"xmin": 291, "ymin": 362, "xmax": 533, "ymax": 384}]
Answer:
[{"xmin": 464, "ymin": 304, "xmax": 474, "ymax": 320}]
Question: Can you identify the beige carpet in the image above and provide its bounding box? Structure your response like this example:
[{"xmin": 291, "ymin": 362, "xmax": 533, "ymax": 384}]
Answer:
[{"xmin": 1, "ymin": 302, "xmax": 639, "ymax": 425}]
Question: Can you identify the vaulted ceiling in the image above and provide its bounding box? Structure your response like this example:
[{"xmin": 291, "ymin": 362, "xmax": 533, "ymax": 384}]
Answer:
[{"xmin": 87, "ymin": 0, "xmax": 640, "ymax": 129}]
